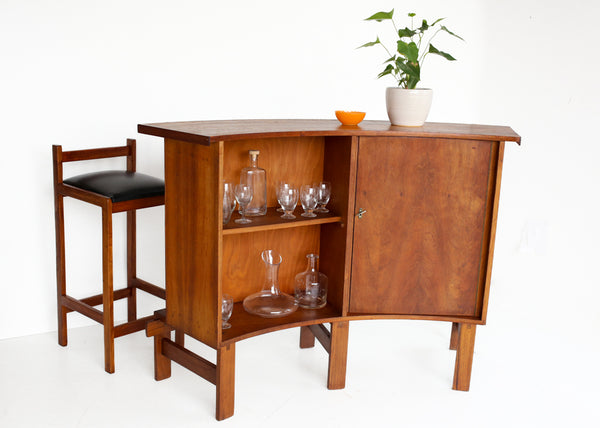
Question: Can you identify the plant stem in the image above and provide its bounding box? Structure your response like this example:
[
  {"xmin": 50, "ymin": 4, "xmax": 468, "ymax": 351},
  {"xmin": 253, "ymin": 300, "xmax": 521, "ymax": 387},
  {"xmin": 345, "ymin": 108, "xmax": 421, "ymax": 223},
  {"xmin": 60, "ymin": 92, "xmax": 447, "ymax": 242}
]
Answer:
[
  {"xmin": 379, "ymin": 40, "xmax": 394, "ymax": 60},
  {"xmin": 418, "ymin": 27, "xmax": 443, "ymax": 64}
]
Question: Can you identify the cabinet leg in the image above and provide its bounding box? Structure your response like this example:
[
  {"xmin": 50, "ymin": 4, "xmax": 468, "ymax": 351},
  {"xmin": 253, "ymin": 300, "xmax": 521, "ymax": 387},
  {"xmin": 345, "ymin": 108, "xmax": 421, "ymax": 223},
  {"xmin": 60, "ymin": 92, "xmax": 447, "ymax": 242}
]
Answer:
[
  {"xmin": 299, "ymin": 326, "xmax": 316, "ymax": 348},
  {"xmin": 452, "ymin": 323, "xmax": 477, "ymax": 391},
  {"xmin": 175, "ymin": 330, "xmax": 185, "ymax": 346},
  {"xmin": 449, "ymin": 322, "xmax": 459, "ymax": 350},
  {"xmin": 216, "ymin": 343, "xmax": 235, "ymax": 421},
  {"xmin": 154, "ymin": 332, "xmax": 171, "ymax": 381},
  {"xmin": 327, "ymin": 321, "xmax": 349, "ymax": 390}
]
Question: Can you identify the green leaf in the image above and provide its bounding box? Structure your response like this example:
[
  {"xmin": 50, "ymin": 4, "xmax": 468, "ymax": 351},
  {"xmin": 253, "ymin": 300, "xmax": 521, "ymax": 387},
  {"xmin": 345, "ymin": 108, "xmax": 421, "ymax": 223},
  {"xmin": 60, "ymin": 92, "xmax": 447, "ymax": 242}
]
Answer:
[
  {"xmin": 384, "ymin": 55, "xmax": 397, "ymax": 63},
  {"xmin": 396, "ymin": 40, "xmax": 409, "ymax": 58},
  {"xmin": 431, "ymin": 18, "xmax": 445, "ymax": 26},
  {"xmin": 408, "ymin": 12, "xmax": 416, "ymax": 17},
  {"xmin": 407, "ymin": 42, "xmax": 419, "ymax": 63},
  {"xmin": 441, "ymin": 25, "xmax": 464, "ymax": 41},
  {"xmin": 428, "ymin": 44, "xmax": 456, "ymax": 61},
  {"xmin": 397, "ymin": 27, "xmax": 416, "ymax": 38},
  {"xmin": 365, "ymin": 9, "xmax": 394, "ymax": 21},
  {"xmin": 357, "ymin": 37, "xmax": 381, "ymax": 49},
  {"xmin": 396, "ymin": 59, "xmax": 420, "ymax": 79},
  {"xmin": 395, "ymin": 59, "xmax": 420, "ymax": 88},
  {"xmin": 418, "ymin": 19, "xmax": 429, "ymax": 32},
  {"xmin": 397, "ymin": 40, "xmax": 418, "ymax": 60},
  {"xmin": 377, "ymin": 64, "xmax": 394, "ymax": 79}
]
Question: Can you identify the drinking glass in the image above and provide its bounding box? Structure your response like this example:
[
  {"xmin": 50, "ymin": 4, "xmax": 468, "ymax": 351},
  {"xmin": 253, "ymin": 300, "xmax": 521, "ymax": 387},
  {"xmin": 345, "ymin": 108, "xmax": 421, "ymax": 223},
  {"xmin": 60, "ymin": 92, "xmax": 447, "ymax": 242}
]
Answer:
[
  {"xmin": 234, "ymin": 184, "xmax": 253, "ymax": 224},
  {"xmin": 222, "ymin": 294, "xmax": 233, "ymax": 329},
  {"xmin": 300, "ymin": 185, "xmax": 318, "ymax": 218},
  {"xmin": 279, "ymin": 187, "xmax": 299, "ymax": 219},
  {"xmin": 276, "ymin": 181, "xmax": 293, "ymax": 212},
  {"xmin": 223, "ymin": 182, "xmax": 236, "ymax": 224},
  {"xmin": 315, "ymin": 181, "xmax": 331, "ymax": 213}
]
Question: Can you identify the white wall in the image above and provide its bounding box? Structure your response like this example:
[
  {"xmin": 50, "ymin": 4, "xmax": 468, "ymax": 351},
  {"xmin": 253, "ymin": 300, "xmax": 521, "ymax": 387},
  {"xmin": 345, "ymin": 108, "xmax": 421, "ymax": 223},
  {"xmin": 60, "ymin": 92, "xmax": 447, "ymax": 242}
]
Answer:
[{"xmin": 1, "ymin": 0, "xmax": 599, "ymax": 369}]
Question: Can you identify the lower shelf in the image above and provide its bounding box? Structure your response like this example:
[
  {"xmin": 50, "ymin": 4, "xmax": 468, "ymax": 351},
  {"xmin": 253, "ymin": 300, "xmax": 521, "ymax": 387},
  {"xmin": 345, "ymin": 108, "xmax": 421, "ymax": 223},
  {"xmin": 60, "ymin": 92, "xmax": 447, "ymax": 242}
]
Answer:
[{"xmin": 221, "ymin": 302, "xmax": 341, "ymax": 345}]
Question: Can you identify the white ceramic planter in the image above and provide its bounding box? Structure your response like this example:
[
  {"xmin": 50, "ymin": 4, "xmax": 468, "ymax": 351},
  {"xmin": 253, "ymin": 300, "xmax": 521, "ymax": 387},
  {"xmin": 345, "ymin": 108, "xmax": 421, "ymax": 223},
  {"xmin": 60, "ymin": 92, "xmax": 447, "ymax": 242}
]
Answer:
[{"xmin": 386, "ymin": 87, "xmax": 433, "ymax": 127}]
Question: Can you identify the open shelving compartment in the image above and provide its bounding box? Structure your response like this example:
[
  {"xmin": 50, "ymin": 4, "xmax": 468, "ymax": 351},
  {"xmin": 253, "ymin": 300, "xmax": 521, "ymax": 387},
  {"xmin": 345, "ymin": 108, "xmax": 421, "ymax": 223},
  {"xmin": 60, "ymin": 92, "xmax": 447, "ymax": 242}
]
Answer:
[{"xmin": 219, "ymin": 134, "xmax": 356, "ymax": 345}]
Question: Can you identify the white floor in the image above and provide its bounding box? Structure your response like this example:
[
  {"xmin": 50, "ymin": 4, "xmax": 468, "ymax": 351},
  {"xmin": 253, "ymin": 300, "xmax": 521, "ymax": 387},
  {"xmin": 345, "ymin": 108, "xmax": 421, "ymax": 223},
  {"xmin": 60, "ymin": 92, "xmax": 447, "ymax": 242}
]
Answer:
[{"xmin": 1, "ymin": 319, "xmax": 597, "ymax": 428}]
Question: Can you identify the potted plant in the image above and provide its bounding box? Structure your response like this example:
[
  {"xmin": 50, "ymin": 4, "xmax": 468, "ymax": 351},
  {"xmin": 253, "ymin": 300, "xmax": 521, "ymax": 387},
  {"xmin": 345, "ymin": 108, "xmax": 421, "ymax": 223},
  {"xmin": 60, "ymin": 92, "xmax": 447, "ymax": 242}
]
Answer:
[{"xmin": 359, "ymin": 10, "xmax": 463, "ymax": 126}]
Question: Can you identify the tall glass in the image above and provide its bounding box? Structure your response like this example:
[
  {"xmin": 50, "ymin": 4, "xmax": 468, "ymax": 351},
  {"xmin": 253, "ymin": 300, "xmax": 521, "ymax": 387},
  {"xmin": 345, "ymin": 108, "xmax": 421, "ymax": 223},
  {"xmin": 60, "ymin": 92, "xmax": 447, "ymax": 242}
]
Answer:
[{"xmin": 223, "ymin": 182, "xmax": 236, "ymax": 225}]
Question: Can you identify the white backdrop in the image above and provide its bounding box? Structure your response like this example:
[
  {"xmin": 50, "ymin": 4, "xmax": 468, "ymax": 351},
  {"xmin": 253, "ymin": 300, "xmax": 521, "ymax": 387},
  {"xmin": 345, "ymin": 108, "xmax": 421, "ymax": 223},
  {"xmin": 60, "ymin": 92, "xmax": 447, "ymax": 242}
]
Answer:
[{"xmin": 1, "ymin": 0, "xmax": 599, "ymax": 402}]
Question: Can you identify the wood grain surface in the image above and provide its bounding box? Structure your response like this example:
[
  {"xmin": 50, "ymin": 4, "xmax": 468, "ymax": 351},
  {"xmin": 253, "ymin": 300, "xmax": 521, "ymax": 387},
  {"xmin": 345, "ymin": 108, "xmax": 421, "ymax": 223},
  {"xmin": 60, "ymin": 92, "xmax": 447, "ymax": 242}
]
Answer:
[
  {"xmin": 139, "ymin": 119, "xmax": 521, "ymax": 145},
  {"xmin": 349, "ymin": 137, "xmax": 495, "ymax": 317}
]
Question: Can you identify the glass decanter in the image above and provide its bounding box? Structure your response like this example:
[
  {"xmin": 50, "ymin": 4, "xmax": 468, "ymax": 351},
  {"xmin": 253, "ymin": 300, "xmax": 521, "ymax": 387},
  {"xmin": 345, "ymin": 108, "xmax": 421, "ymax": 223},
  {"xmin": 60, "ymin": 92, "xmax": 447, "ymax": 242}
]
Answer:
[
  {"xmin": 294, "ymin": 254, "xmax": 328, "ymax": 309},
  {"xmin": 243, "ymin": 249, "xmax": 298, "ymax": 318},
  {"xmin": 240, "ymin": 150, "xmax": 267, "ymax": 216}
]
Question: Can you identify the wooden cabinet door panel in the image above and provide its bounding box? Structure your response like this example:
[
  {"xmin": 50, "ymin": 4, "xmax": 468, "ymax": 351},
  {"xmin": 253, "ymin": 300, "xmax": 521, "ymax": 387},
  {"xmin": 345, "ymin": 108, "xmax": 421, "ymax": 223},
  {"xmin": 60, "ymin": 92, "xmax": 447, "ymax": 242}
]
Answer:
[{"xmin": 349, "ymin": 136, "xmax": 494, "ymax": 317}]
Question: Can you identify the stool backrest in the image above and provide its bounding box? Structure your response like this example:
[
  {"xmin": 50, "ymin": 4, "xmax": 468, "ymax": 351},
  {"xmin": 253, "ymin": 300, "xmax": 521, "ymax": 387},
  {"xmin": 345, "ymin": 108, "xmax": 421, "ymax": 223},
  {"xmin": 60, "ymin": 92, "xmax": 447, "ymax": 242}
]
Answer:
[{"xmin": 53, "ymin": 139, "xmax": 136, "ymax": 185}]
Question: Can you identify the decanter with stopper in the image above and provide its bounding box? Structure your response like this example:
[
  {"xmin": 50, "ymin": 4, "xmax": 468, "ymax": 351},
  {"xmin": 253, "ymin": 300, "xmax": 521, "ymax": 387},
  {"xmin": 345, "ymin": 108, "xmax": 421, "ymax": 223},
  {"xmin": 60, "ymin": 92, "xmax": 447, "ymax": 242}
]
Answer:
[{"xmin": 240, "ymin": 150, "xmax": 267, "ymax": 216}]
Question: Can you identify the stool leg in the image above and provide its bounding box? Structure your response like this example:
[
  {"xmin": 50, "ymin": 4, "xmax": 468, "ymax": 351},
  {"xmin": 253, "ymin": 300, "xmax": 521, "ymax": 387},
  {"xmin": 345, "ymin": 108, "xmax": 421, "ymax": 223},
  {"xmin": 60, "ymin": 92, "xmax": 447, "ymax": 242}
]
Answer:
[
  {"xmin": 126, "ymin": 210, "xmax": 137, "ymax": 322},
  {"xmin": 102, "ymin": 205, "xmax": 115, "ymax": 374},
  {"xmin": 54, "ymin": 193, "xmax": 68, "ymax": 347}
]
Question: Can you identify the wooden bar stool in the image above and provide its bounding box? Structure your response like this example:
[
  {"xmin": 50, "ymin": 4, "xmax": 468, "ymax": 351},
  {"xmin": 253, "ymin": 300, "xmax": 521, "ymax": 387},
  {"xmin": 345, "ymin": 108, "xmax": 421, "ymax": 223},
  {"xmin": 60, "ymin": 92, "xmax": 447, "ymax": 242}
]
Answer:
[{"xmin": 52, "ymin": 139, "xmax": 165, "ymax": 373}]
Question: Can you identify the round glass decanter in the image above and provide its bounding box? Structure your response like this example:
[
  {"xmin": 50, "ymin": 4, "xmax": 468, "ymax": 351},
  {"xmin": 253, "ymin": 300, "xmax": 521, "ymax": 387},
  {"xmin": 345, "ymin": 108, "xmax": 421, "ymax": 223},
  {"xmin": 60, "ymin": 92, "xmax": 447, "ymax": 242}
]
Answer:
[
  {"xmin": 294, "ymin": 254, "xmax": 328, "ymax": 309},
  {"xmin": 243, "ymin": 250, "xmax": 298, "ymax": 318}
]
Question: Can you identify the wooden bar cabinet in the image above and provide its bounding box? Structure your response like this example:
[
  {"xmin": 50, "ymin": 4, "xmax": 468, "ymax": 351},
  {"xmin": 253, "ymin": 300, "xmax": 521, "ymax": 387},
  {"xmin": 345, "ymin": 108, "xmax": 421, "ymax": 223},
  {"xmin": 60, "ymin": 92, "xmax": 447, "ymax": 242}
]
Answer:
[{"xmin": 138, "ymin": 119, "xmax": 520, "ymax": 420}]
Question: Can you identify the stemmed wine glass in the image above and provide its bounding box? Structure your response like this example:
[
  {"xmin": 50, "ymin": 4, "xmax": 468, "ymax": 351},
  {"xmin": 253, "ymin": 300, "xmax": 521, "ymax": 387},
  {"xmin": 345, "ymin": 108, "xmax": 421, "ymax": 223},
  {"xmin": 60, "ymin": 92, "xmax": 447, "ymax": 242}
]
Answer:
[
  {"xmin": 279, "ymin": 186, "xmax": 299, "ymax": 219},
  {"xmin": 222, "ymin": 294, "xmax": 233, "ymax": 329},
  {"xmin": 315, "ymin": 181, "xmax": 331, "ymax": 213},
  {"xmin": 276, "ymin": 181, "xmax": 293, "ymax": 212},
  {"xmin": 223, "ymin": 182, "xmax": 236, "ymax": 224},
  {"xmin": 234, "ymin": 184, "xmax": 253, "ymax": 224},
  {"xmin": 300, "ymin": 185, "xmax": 318, "ymax": 218}
]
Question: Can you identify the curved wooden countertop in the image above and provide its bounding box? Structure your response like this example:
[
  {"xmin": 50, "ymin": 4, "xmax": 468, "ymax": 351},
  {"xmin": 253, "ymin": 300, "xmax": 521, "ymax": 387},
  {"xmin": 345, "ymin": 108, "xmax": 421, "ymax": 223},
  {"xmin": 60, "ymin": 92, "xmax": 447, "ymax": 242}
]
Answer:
[{"xmin": 138, "ymin": 119, "xmax": 521, "ymax": 145}]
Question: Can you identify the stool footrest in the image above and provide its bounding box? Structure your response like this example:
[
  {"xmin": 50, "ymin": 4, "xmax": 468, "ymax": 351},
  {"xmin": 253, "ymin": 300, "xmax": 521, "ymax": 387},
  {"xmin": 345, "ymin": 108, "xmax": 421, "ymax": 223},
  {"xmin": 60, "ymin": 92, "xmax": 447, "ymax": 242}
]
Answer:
[
  {"xmin": 62, "ymin": 295, "xmax": 103, "ymax": 324},
  {"xmin": 62, "ymin": 291, "xmax": 164, "ymax": 338},
  {"xmin": 114, "ymin": 314, "xmax": 160, "ymax": 338},
  {"xmin": 78, "ymin": 288, "xmax": 132, "ymax": 308},
  {"xmin": 131, "ymin": 277, "xmax": 166, "ymax": 300}
]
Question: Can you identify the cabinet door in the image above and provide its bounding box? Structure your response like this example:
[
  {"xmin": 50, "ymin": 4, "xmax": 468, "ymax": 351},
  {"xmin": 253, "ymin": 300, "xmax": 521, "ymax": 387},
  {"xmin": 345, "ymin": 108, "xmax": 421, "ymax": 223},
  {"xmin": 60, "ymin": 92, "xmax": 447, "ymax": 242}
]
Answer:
[{"xmin": 349, "ymin": 136, "xmax": 496, "ymax": 317}]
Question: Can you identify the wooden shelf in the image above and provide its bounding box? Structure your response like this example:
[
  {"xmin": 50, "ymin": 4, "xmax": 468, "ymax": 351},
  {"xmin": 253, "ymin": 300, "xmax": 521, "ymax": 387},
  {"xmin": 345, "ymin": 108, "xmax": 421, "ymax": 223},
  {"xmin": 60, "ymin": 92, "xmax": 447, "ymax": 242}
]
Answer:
[
  {"xmin": 221, "ymin": 302, "xmax": 341, "ymax": 345},
  {"xmin": 223, "ymin": 207, "xmax": 342, "ymax": 235}
]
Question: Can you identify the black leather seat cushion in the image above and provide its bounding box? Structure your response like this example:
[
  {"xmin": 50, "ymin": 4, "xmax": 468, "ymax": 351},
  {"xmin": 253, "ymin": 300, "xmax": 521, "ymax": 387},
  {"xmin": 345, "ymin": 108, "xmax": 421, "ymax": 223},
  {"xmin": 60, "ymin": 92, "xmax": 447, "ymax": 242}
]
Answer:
[{"xmin": 63, "ymin": 170, "xmax": 165, "ymax": 203}]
